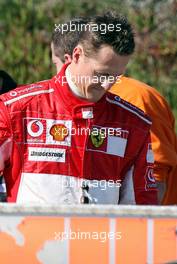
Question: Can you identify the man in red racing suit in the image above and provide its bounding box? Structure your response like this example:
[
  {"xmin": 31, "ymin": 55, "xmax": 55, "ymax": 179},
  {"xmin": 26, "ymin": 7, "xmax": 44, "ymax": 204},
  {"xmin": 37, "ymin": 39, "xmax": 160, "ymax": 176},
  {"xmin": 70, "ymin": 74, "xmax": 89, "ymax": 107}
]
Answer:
[{"xmin": 0, "ymin": 63, "xmax": 157, "ymax": 204}]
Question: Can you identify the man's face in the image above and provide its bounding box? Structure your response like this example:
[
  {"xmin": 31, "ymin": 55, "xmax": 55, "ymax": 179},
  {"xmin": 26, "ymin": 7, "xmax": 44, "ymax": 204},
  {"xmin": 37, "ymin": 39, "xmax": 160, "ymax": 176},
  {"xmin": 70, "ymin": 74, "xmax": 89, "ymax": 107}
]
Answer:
[{"xmin": 69, "ymin": 45, "xmax": 130, "ymax": 102}]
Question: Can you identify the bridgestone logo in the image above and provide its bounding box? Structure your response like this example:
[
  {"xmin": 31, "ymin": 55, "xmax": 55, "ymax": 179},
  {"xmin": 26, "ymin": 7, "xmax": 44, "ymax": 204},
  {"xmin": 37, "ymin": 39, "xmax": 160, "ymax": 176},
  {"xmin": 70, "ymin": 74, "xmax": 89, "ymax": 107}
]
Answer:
[
  {"xmin": 28, "ymin": 147, "xmax": 66, "ymax": 162},
  {"xmin": 30, "ymin": 151, "xmax": 63, "ymax": 157}
]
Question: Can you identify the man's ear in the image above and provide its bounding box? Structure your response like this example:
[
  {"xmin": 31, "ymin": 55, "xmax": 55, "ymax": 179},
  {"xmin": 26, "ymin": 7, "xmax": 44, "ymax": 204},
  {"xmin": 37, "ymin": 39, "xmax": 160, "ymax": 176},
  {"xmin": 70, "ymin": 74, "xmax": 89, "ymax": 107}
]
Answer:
[
  {"xmin": 64, "ymin": 54, "xmax": 72, "ymax": 63},
  {"xmin": 72, "ymin": 45, "xmax": 84, "ymax": 63}
]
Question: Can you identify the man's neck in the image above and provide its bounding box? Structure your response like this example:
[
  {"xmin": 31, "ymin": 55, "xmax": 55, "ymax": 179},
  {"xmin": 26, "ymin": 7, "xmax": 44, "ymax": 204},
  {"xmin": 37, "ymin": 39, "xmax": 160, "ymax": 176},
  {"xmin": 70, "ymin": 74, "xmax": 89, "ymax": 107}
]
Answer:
[{"xmin": 65, "ymin": 65, "xmax": 85, "ymax": 99}]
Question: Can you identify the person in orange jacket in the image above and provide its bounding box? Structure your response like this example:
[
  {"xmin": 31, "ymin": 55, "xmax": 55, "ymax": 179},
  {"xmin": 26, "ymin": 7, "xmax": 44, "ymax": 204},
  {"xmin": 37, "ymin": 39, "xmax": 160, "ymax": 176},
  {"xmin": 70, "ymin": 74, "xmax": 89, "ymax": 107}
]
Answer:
[
  {"xmin": 110, "ymin": 78, "xmax": 177, "ymax": 205},
  {"xmin": 51, "ymin": 17, "xmax": 177, "ymax": 204}
]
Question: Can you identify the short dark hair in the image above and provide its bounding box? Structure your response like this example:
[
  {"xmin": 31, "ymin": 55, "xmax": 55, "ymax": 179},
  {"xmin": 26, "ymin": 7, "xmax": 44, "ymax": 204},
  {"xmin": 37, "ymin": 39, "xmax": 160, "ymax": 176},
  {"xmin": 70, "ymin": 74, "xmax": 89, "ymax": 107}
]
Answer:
[
  {"xmin": 52, "ymin": 12, "xmax": 135, "ymax": 61},
  {"xmin": 52, "ymin": 17, "xmax": 89, "ymax": 62},
  {"xmin": 79, "ymin": 12, "xmax": 135, "ymax": 57}
]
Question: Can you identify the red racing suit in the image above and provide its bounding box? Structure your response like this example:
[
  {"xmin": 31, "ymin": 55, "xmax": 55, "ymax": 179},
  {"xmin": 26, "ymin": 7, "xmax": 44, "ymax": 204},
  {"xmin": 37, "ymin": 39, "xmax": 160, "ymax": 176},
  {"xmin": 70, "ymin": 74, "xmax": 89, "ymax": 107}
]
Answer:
[{"xmin": 0, "ymin": 64, "xmax": 157, "ymax": 204}]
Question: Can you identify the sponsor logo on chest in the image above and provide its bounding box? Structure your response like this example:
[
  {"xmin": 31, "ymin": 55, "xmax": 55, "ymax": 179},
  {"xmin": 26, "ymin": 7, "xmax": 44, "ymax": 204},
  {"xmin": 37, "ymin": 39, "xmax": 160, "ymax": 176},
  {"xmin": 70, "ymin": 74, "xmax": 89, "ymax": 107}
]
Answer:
[
  {"xmin": 28, "ymin": 147, "xmax": 66, "ymax": 162},
  {"xmin": 24, "ymin": 118, "xmax": 72, "ymax": 146}
]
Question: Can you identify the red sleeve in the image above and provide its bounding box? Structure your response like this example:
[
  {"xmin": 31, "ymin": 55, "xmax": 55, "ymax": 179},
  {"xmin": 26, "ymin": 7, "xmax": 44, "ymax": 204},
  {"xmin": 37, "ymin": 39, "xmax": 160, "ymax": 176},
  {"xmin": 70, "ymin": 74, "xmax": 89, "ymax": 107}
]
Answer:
[
  {"xmin": 119, "ymin": 132, "xmax": 158, "ymax": 205},
  {"xmin": 0, "ymin": 100, "xmax": 12, "ymax": 173},
  {"xmin": 133, "ymin": 132, "xmax": 158, "ymax": 205}
]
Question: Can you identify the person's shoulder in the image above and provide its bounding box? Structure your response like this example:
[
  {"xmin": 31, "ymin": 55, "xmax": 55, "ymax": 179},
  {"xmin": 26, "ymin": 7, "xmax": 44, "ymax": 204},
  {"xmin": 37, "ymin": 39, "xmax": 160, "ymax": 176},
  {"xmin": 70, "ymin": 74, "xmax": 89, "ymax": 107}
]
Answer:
[
  {"xmin": 121, "ymin": 77, "xmax": 167, "ymax": 101},
  {"xmin": 111, "ymin": 77, "xmax": 173, "ymax": 115},
  {"xmin": 126, "ymin": 77, "xmax": 174, "ymax": 114},
  {"xmin": 0, "ymin": 79, "xmax": 53, "ymax": 107},
  {"xmin": 106, "ymin": 92, "xmax": 152, "ymax": 127}
]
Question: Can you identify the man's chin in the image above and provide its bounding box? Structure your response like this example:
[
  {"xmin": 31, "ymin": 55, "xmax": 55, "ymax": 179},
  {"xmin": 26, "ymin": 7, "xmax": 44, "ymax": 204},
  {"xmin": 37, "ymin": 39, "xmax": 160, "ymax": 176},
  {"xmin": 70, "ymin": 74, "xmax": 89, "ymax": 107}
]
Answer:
[{"xmin": 87, "ymin": 94, "xmax": 104, "ymax": 103}]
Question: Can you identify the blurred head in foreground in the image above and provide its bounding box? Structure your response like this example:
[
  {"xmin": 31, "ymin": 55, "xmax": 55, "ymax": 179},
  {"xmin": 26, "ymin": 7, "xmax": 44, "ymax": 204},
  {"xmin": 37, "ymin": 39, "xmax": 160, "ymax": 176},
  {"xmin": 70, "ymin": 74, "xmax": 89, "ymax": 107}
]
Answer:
[{"xmin": 0, "ymin": 70, "xmax": 17, "ymax": 94}]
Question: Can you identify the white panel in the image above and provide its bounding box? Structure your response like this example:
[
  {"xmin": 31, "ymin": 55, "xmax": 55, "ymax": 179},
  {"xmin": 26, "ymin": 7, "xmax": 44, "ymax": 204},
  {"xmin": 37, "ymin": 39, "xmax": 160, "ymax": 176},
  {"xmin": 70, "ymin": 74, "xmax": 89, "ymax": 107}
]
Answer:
[
  {"xmin": 109, "ymin": 218, "xmax": 116, "ymax": 264},
  {"xmin": 16, "ymin": 173, "xmax": 120, "ymax": 205},
  {"xmin": 119, "ymin": 166, "xmax": 136, "ymax": 204},
  {"xmin": 147, "ymin": 219, "xmax": 154, "ymax": 264},
  {"xmin": 107, "ymin": 136, "xmax": 127, "ymax": 157}
]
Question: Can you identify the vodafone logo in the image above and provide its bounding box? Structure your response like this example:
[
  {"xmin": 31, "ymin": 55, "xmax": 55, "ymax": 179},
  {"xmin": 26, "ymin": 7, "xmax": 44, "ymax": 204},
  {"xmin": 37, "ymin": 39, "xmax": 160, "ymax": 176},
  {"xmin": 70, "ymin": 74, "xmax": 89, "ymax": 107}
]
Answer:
[
  {"xmin": 114, "ymin": 96, "xmax": 121, "ymax": 102},
  {"xmin": 145, "ymin": 166, "xmax": 156, "ymax": 190},
  {"xmin": 147, "ymin": 168, "xmax": 155, "ymax": 183},
  {"xmin": 27, "ymin": 120, "xmax": 44, "ymax": 137},
  {"xmin": 10, "ymin": 91, "xmax": 17, "ymax": 97}
]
